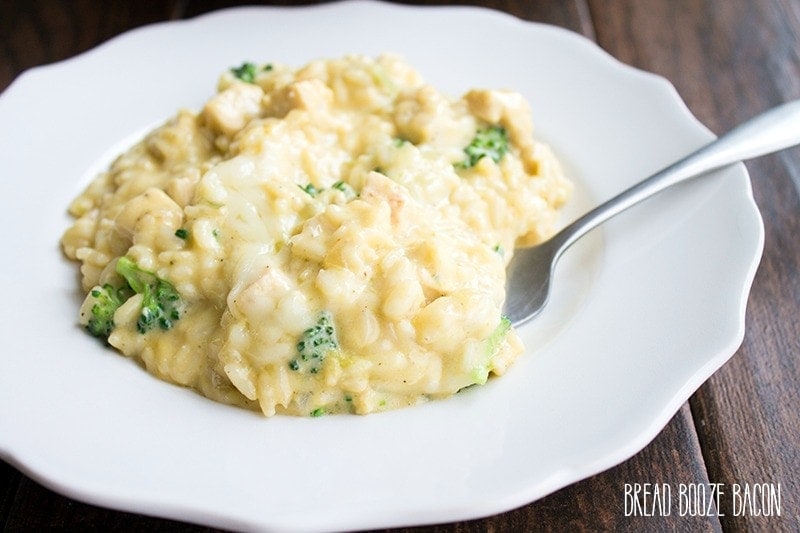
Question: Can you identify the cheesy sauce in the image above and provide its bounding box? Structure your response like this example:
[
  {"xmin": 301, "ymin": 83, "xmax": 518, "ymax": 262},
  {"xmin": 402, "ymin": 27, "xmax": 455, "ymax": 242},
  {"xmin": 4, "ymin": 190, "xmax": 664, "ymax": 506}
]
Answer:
[{"xmin": 61, "ymin": 55, "xmax": 571, "ymax": 416}]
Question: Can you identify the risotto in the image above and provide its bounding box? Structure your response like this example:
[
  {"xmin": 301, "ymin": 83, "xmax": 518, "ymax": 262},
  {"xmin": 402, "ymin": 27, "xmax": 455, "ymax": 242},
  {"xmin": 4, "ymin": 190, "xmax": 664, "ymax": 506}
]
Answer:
[{"xmin": 61, "ymin": 54, "xmax": 572, "ymax": 416}]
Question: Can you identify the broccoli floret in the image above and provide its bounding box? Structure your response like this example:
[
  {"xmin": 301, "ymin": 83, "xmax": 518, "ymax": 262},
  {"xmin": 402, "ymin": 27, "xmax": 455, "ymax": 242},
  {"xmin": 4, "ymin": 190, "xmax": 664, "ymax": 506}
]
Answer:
[
  {"xmin": 230, "ymin": 62, "xmax": 257, "ymax": 83},
  {"xmin": 298, "ymin": 183, "xmax": 320, "ymax": 197},
  {"xmin": 230, "ymin": 62, "xmax": 273, "ymax": 83},
  {"xmin": 310, "ymin": 407, "xmax": 327, "ymax": 417},
  {"xmin": 116, "ymin": 256, "xmax": 184, "ymax": 334},
  {"xmin": 392, "ymin": 137, "xmax": 410, "ymax": 147},
  {"xmin": 289, "ymin": 311, "xmax": 338, "ymax": 374},
  {"xmin": 299, "ymin": 181, "xmax": 358, "ymax": 201},
  {"xmin": 460, "ymin": 125, "xmax": 510, "ymax": 168},
  {"xmin": 471, "ymin": 315, "xmax": 512, "ymax": 385},
  {"xmin": 331, "ymin": 180, "xmax": 358, "ymax": 199},
  {"xmin": 85, "ymin": 283, "xmax": 132, "ymax": 339}
]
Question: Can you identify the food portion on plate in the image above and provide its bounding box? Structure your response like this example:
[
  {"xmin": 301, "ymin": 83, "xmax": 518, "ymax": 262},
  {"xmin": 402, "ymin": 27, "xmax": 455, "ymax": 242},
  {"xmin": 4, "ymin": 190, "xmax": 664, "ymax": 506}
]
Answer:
[{"xmin": 61, "ymin": 54, "xmax": 571, "ymax": 416}]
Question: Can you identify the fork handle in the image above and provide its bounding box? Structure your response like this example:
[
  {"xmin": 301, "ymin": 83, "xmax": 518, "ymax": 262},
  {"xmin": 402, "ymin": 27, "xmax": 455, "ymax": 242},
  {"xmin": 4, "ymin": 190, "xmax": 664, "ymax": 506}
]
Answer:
[{"xmin": 556, "ymin": 99, "xmax": 800, "ymax": 253}]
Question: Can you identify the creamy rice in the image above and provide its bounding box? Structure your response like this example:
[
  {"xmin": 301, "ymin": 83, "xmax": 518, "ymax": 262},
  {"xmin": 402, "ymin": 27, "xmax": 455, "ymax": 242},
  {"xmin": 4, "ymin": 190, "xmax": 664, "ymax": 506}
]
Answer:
[{"xmin": 61, "ymin": 54, "xmax": 571, "ymax": 416}]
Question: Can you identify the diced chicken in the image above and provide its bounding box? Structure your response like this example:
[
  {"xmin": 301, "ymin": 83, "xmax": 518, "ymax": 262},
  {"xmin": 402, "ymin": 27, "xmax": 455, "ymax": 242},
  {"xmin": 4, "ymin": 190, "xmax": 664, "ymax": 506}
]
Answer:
[
  {"xmin": 465, "ymin": 89, "xmax": 534, "ymax": 143},
  {"xmin": 360, "ymin": 171, "xmax": 408, "ymax": 225},
  {"xmin": 114, "ymin": 187, "xmax": 183, "ymax": 237},
  {"xmin": 202, "ymin": 82, "xmax": 264, "ymax": 136},
  {"xmin": 263, "ymin": 78, "xmax": 334, "ymax": 118}
]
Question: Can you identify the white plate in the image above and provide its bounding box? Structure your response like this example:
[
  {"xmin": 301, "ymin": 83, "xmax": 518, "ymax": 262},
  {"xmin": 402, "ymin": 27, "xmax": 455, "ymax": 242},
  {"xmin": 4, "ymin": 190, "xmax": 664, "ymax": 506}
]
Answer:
[{"xmin": 0, "ymin": 2, "xmax": 763, "ymax": 531}]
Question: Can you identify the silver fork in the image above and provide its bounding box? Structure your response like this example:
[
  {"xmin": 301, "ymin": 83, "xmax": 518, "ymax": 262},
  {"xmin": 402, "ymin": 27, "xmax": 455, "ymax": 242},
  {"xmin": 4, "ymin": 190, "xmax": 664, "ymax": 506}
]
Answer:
[{"xmin": 504, "ymin": 99, "xmax": 800, "ymax": 327}]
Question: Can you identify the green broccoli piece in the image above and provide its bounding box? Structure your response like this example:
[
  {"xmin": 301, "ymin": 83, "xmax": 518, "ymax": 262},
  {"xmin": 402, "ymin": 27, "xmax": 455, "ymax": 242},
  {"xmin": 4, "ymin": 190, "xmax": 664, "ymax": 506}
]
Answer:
[
  {"xmin": 85, "ymin": 283, "xmax": 132, "ymax": 339},
  {"xmin": 230, "ymin": 62, "xmax": 273, "ymax": 84},
  {"xmin": 471, "ymin": 315, "xmax": 512, "ymax": 385},
  {"xmin": 298, "ymin": 183, "xmax": 320, "ymax": 197},
  {"xmin": 331, "ymin": 180, "xmax": 358, "ymax": 199},
  {"xmin": 299, "ymin": 181, "xmax": 359, "ymax": 201},
  {"xmin": 460, "ymin": 125, "xmax": 510, "ymax": 168},
  {"xmin": 116, "ymin": 256, "xmax": 184, "ymax": 334},
  {"xmin": 230, "ymin": 62, "xmax": 258, "ymax": 83},
  {"xmin": 289, "ymin": 311, "xmax": 338, "ymax": 374}
]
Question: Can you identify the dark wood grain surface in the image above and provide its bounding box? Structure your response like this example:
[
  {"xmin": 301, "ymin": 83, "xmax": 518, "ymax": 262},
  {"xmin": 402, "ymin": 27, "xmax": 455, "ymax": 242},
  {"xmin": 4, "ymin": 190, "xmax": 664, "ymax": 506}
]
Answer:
[{"xmin": 1, "ymin": 1, "xmax": 798, "ymax": 531}]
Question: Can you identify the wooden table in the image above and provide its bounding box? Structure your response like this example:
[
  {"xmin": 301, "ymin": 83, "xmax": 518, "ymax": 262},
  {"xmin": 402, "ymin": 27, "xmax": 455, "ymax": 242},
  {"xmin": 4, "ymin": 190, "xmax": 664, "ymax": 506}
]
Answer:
[{"xmin": 2, "ymin": 1, "xmax": 798, "ymax": 531}]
